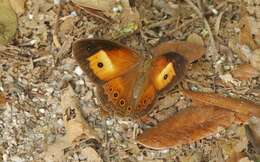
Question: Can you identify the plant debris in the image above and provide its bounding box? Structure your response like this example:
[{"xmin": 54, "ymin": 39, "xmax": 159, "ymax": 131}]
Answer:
[
  {"xmin": 0, "ymin": 0, "xmax": 17, "ymax": 45},
  {"xmin": 0, "ymin": 0, "xmax": 260, "ymax": 161}
]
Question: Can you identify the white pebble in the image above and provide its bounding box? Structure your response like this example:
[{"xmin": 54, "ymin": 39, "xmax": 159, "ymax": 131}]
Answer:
[
  {"xmin": 53, "ymin": 0, "xmax": 60, "ymax": 5},
  {"xmin": 74, "ymin": 66, "xmax": 83, "ymax": 76},
  {"xmin": 39, "ymin": 109, "xmax": 45, "ymax": 113},
  {"xmin": 70, "ymin": 11, "xmax": 77, "ymax": 17}
]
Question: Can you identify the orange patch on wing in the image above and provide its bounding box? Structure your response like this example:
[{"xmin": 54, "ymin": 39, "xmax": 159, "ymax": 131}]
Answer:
[
  {"xmin": 87, "ymin": 49, "xmax": 138, "ymax": 81},
  {"xmin": 150, "ymin": 57, "xmax": 176, "ymax": 90}
]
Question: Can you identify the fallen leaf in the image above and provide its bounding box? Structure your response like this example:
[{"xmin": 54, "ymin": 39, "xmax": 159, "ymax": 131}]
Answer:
[
  {"xmin": 182, "ymin": 90, "xmax": 260, "ymax": 117},
  {"xmin": 0, "ymin": 0, "xmax": 17, "ymax": 45},
  {"xmin": 226, "ymin": 152, "xmax": 247, "ymax": 162},
  {"xmin": 231, "ymin": 63, "xmax": 260, "ymax": 80},
  {"xmin": 186, "ymin": 33, "xmax": 204, "ymax": 46},
  {"xmin": 250, "ymin": 48, "xmax": 260, "ymax": 71},
  {"xmin": 245, "ymin": 117, "xmax": 260, "ymax": 154},
  {"xmin": 8, "ymin": 0, "xmax": 27, "ymax": 16},
  {"xmin": 59, "ymin": 16, "xmax": 75, "ymax": 35},
  {"xmin": 137, "ymin": 106, "xmax": 235, "ymax": 149},
  {"xmin": 61, "ymin": 85, "xmax": 98, "ymax": 144},
  {"xmin": 152, "ymin": 41, "xmax": 206, "ymax": 63},
  {"xmin": 239, "ymin": 15, "xmax": 257, "ymax": 50},
  {"xmin": 81, "ymin": 147, "xmax": 102, "ymax": 162},
  {"xmin": 44, "ymin": 85, "xmax": 99, "ymax": 161}
]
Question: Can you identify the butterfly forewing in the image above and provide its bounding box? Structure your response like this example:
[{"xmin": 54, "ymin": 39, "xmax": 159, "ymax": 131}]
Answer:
[{"xmin": 73, "ymin": 39, "xmax": 140, "ymax": 83}]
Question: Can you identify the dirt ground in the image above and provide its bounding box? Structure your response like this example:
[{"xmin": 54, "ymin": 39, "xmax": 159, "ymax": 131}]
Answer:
[{"xmin": 0, "ymin": 0, "xmax": 260, "ymax": 162}]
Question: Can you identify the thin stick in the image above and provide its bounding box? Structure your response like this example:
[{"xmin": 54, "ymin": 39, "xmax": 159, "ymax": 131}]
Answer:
[{"xmin": 166, "ymin": 17, "xmax": 199, "ymax": 35}]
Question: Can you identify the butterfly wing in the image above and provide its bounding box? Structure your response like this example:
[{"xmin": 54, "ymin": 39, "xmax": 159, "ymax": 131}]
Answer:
[
  {"xmin": 132, "ymin": 52, "xmax": 188, "ymax": 117},
  {"xmin": 73, "ymin": 39, "xmax": 141, "ymax": 83},
  {"xmin": 73, "ymin": 39, "xmax": 143, "ymax": 116}
]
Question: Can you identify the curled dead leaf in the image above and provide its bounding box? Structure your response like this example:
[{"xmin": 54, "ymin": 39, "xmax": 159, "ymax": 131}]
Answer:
[
  {"xmin": 152, "ymin": 41, "xmax": 206, "ymax": 63},
  {"xmin": 137, "ymin": 106, "xmax": 235, "ymax": 149},
  {"xmin": 182, "ymin": 90, "xmax": 260, "ymax": 117},
  {"xmin": 0, "ymin": 0, "xmax": 17, "ymax": 45},
  {"xmin": 61, "ymin": 85, "xmax": 98, "ymax": 144},
  {"xmin": 231, "ymin": 63, "xmax": 260, "ymax": 80},
  {"xmin": 45, "ymin": 85, "xmax": 99, "ymax": 161}
]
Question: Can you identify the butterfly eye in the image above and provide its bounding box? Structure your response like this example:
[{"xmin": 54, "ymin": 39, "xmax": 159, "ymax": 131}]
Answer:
[{"xmin": 97, "ymin": 62, "xmax": 104, "ymax": 68}]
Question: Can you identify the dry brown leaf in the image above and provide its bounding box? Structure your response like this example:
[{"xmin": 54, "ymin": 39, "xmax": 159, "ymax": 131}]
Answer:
[
  {"xmin": 231, "ymin": 63, "xmax": 260, "ymax": 80},
  {"xmin": 81, "ymin": 147, "xmax": 102, "ymax": 162},
  {"xmin": 239, "ymin": 15, "xmax": 257, "ymax": 50},
  {"xmin": 250, "ymin": 48, "xmax": 260, "ymax": 71},
  {"xmin": 245, "ymin": 117, "xmax": 260, "ymax": 154},
  {"xmin": 44, "ymin": 85, "xmax": 99, "ymax": 161},
  {"xmin": 59, "ymin": 17, "xmax": 75, "ymax": 35},
  {"xmin": 152, "ymin": 41, "xmax": 206, "ymax": 63},
  {"xmin": 187, "ymin": 33, "xmax": 204, "ymax": 46},
  {"xmin": 226, "ymin": 152, "xmax": 247, "ymax": 162},
  {"xmin": 8, "ymin": 0, "xmax": 27, "ymax": 16},
  {"xmin": 61, "ymin": 85, "xmax": 98, "ymax": 144},
  {"xmin": 182, "ymin": 90, "xmax": 260, "ymax": 117},
  {"xmin": 137, "ymin": 106, "xmax": 235, "ymax": 149}
]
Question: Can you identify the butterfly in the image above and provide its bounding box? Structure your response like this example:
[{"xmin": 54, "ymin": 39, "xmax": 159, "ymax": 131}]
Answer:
[{"xmin": 73, "ymin": 39, "xmax": 203, "ymax": 118}]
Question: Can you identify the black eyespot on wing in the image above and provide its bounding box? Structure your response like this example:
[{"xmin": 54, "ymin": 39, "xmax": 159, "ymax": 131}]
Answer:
[
  {"xmin": 113, "ymin": 91, "xmax": 119, "ymax": 98},
  {"xmin": 119, "ymin": 99, "xmax": 126, "ymax": 106},
  {"xmin": 127, "ymin": 106, "xmax": 132, "ymax": 111},
  {"xmin": 97, "ymin": 62, "xmax": 104, "ymax": 68},
  {"xmin": 163, "ymin": 74, "xmax": 168, "ymax": 80}
]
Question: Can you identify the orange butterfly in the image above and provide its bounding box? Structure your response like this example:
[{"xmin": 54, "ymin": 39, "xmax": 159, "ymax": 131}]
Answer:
[{"xmin": 73, "ymin": 39, "xmax": 192, "ymax": 118}]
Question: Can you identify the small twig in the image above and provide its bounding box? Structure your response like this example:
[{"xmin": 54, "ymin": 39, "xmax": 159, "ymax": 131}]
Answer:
[
  {"xmin": 146, "ymin": 17, "xmax": 177, "ymax": 29},
  {"xmin": 166, "ymin": 17, "xmax": 200, "ymax": 35},
  {"xmin": 33, "ymin": 55, "xmax": 53, "ymax": 63},
  {"xmin": 79, "ymin": 6, "xmax": 110, "ymax": 22},
  {"xmin": 214, "ymin": 11, "xmax": 224, "ymax": 36},
  {"xmin": 53, "ymin": 4, "xmax": 62, "ymax": 48}
]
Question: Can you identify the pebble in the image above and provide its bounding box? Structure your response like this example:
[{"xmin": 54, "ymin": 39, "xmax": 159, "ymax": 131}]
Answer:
[{"xmin": 74, "ymin": 66, "xmax": 83, "ymax": 76}]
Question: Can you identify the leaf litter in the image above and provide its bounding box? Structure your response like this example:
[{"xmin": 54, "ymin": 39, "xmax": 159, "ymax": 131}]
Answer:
[{"xmin": 0, "ymin": 0, "xmax": 260, "ymax": 161}]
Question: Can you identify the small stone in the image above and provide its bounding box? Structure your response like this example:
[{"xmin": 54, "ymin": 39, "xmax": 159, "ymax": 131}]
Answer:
[
  {"xmin": 74, "ymin": 66, "xmax": 83, "ymax": 76},
  {"xmin": 39, "ymin": 108, "xmax": 45, "ymax": 113},
  {"xmin": 76, "ymin": 79, "xmax": 85, "ymax": 85},
  {"xmin": 106, "ymin": 119, "xmax": 114, "ymax": 126}
]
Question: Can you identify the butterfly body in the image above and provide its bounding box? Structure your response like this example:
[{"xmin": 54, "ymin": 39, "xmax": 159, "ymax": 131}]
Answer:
[{"xmin": 73, "ymin": 39, "xmax": 188, "ymax": 118}]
